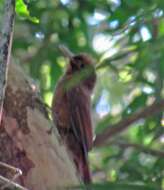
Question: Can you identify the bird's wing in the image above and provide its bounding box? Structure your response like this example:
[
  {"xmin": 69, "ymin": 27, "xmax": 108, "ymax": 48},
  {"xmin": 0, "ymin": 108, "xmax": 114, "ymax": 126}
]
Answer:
[{"xmin": 66, "ymin": 86, "xmax": 93, "ymax": 152}]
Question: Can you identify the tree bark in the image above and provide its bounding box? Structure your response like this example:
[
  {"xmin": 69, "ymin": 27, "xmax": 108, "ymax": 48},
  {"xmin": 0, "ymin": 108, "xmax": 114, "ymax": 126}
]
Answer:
[
  {"xmin": 0, "ymin": 62, "xmax": 79, "ymax": 190},
  {"xmin": 0, "ymin": 0, "xmax": 15, "ymax": 124}
]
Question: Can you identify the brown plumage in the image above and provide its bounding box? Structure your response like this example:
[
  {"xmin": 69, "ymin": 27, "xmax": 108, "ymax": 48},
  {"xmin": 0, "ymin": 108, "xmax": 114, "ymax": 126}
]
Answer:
[{"xmin": 52, "ymin": 52, "xmax": 96, "ymax": 183}]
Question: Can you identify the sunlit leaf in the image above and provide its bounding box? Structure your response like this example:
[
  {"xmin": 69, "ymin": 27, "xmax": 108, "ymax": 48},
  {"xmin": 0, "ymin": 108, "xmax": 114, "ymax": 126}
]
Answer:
[{"xmin": 16, "ymin": 0, "xmax": 39, "ymax": 23}]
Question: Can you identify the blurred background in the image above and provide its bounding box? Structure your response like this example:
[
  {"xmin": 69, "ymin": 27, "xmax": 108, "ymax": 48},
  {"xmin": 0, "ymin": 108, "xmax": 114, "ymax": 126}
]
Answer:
[{"xmin": 12, "ymin": 0, "xmax": 164, "ymax": 189}]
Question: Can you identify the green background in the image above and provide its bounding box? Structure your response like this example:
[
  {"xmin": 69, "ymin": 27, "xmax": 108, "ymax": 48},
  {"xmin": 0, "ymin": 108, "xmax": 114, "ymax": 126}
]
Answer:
[{"xmin": 5, "ymin": 0, "xmax": 164, "ymax": 189}]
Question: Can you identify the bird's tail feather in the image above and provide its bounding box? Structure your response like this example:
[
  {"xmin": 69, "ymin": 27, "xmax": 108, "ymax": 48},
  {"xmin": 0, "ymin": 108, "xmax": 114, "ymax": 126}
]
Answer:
[{"xmin": 77, "ymin": 151, "xmax": 91, "ymax": 184}]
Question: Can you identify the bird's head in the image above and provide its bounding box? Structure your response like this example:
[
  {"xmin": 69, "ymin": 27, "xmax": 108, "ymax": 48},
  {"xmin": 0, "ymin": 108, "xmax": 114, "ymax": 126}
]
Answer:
[
  {"xmin": 68, "ymin": 53, "xmax": 94, "ymax": 73},
  {"xmin": 59, "ymin": 45, "xmax": 96, "ymax": 91}
]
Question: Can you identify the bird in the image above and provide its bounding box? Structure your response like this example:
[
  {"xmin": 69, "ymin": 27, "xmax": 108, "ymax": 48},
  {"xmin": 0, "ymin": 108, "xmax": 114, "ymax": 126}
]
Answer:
[{"xmin": 52, "ymin": 46, "xmax": 96, "ymax": 184}]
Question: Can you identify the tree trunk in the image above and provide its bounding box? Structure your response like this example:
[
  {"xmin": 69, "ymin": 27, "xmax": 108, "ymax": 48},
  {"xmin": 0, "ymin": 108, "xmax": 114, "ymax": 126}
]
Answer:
[
  {"xmin": 0, "ymin": 62, "xmax": 79, "ymax": 190},
  {"xmin": 0, "ymin": 0, "xmax": 15, "ymax": 124}
]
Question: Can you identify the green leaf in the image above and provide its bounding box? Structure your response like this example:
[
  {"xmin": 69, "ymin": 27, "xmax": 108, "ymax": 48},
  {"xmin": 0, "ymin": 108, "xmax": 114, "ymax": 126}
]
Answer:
[
  {"xmin": 123, "ymin": 93, "xmax": 148, "ymax": 116},
  {"xmin": 16, "ymin": 0, "xmax": 39, "ymax": 23}
]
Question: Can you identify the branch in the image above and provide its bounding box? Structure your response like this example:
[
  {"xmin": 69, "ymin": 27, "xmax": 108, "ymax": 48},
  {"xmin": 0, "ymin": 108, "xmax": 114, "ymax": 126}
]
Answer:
[
  {"xmin": 0, "ymin": 0, "xmax": 15, "ymax": 124},
  {"xmin": 0, "ymin": 161, "xmax": 23, "ymax": 189},
  {"xmin": 0, "ymin": 175, "xmax": 28, "ymax": 190},
  {"xmin": 94, "ymin": 99, "xmax": 164, "ymax": 147},
  {"xmin": 111, "ymin": 141, "xmax": 164, "ymax": 158}
]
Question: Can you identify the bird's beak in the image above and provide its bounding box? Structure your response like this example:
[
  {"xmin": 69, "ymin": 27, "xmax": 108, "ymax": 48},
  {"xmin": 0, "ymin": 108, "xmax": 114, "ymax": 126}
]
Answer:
[{"xmin": 58, "ymin": 45, "xmax": 74, "ymax": 60}]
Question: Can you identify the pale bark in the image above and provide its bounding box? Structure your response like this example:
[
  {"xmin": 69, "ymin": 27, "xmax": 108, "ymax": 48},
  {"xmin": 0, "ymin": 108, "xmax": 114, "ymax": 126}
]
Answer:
[{"xmin": 0, "ymin": 63, "xmax": 79, "ymax": 190}]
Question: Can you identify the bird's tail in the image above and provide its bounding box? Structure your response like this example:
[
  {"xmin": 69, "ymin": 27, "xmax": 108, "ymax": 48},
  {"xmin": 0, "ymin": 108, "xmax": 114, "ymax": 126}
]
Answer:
[
  {"xmin": 75, "ymin": 150, "xmax": 91, "ymax": 184},
  {"xmin": 82, "ymin": 158, "xmax": 92, "ymax": 184}
]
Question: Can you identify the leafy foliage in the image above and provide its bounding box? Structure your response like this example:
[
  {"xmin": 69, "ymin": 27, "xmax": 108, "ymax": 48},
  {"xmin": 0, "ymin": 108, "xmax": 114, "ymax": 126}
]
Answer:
[
  {"xmin": 16, "ymin": 0, "xmax": 39, "ymax": 23},
  {"xmin": 9, "ymin": 0, "xmax": 164, "ymax": 189},
  {"xmin": 72, "ymin": 182, "xmax": 157, "ymax": 190}
]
